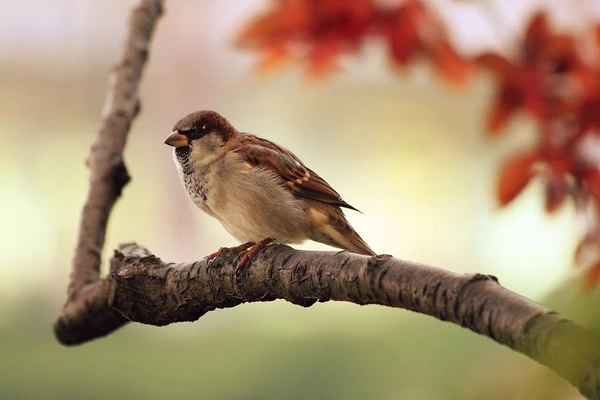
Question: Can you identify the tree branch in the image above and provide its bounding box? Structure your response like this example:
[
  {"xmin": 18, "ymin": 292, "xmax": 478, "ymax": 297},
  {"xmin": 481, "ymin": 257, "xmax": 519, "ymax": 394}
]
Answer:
[
  {"xmin": 85, "ymin": 242, "xmax": 595, "ymax": 399},
  {"xmin": 53, "ymin": 0, "xmax": 163, "ymax": 344}
]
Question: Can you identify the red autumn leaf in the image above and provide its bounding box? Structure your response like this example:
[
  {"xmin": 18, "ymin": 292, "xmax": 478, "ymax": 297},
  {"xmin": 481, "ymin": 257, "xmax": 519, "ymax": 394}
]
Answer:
[
  {"xmin": 486, "ymin": 84, "xmax": 522, "ymax": 134},
  {"xmin": 238, "ymin": 0, "xmax": 376, "ymax": 77},
  {"xmin": 575, "ymin": 234, "xmax": 600, "ymax": 267},
  {"xmin": 520, "ymin": 68, "xmax": 545, "ymax": 120},
  {"xmin": 430, "ymin": 40, "xmax": 470, "ymax": 85},
  {"xmin": 583, "ymin": 169, "xmax": 600, "ymax": 201},
  {"xmin": 544, "ymin": 171, "xmax": 567, "ymax": 213},
  {"xmin": 385, "ymin": 6, "xmax": 420, "ymax": 65},
  {"xmin": 578, "ymin": 68, "xmax": 600, "ymax": 103},
  {"xmin": 540, "ymin": 35, "xmax": 577, "ymax": 68},
  {"xmin": 257, "ymin": 44, "xmax": 290, "ymax": 73},
  {"xmin": 314, "ymin": 0, "xmax": 374, "ymax": 47},
  {"xmin": 317, "ymin": 0, "xmax": 373, "ymax": 30},
  {"xmin": 236, "ymin": 0, "xmax": 312, "ymax": 47},
  {"xmin": 578, "ymin": 96, "xmax": 600, "ymax": 136},
  {"xmin": 318, "ymin": 0, "xmax": 371, "ymax": 18},
  {"xmin": 479, "ymin": 12, "xmax": 588, "ymax": 137},
  {"xmin": 547, "ymin": 154, "xmax": 572, "ymax": 174},
  {"xmin": 523, "ymin": 12, "xmax": 549, "ymax": 62},
  {"xmin": 307, "ymin": 36, "xmax": 341, "ymax": 78},
  {"xmin": 475, "ymin": 53, "xmax": 513, "ymax": 78},
  {"xmin": 497, "ymin": 153, "xmax": 537, "ymax": 206},
  {"xmin": 582, "ymin": 262, "xmax": 600, "ymax": 292}
]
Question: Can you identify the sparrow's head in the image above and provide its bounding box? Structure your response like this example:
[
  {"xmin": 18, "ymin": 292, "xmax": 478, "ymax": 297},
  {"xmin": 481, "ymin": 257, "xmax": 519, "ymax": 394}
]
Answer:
[{"xmin": 165, "ymin": 110, "xmax": 237, "ymax": 165}]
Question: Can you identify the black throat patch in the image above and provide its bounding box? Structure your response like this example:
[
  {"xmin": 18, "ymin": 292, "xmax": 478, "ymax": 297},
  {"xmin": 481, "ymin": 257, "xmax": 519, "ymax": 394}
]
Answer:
[{"xmin": 175, "ymin": 146, "xmax": 193, "ymax": 175}]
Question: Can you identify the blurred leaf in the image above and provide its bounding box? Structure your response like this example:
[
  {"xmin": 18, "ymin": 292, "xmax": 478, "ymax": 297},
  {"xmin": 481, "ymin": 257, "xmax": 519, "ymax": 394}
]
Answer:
[
  {"xmin": 540, "ymin": 35, "xmax": 576, "ymax": 67},
  {"xmin": 544, "ymin": 171, "xmax": 567, "ymax": 213},
  {"xmin": 575, "ymin": 233, "xmax": 600, "ymax": 267},
  {"xmin": 431, "ymin": 40, "xmax": 470, "ymax": 85},
  {"xmin": 236, "ymin": 0, "xmax": 312, "ymax": 48},
  {"xmin": 583, "ymin": 262, "xmax": 600, "ymax": 292},
  {"xmin": 307, "ymin": 37, "xmax": 342, "ymax": 78},
  {"xmin": 386, "ymin": 5, "xmax": 420, "ymax": 65},
  {"xmin": 497, "ymin": 153, "xmax": 536, "ymax": 206},
  {"xmin": 523, "ymin": 12, "xmax": 549, "ymax": 62},
  {"xmin": 237, "ymin": 0, "xmax": 374, "ymax": 77},
  {"xmin": 475, "ymin": 53, "xmax": 513, "ymax": 77},
  {"xmin": 584, "ymin": 169, "xmax": 600, "ymax": 201},
  {"xmin": 486, "ymin": 84, "xmax": 522, "ymax": 134},
  {"xmin": 257, "ymin": 45, "xmax": 291, "ymax": 73}
]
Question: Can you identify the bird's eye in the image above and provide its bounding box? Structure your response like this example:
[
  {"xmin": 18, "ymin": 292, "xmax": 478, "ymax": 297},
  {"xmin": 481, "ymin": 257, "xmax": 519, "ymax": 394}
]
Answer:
[{"xmin": 186, "ymin": 124, "xmax": 210, "ymax": 141}]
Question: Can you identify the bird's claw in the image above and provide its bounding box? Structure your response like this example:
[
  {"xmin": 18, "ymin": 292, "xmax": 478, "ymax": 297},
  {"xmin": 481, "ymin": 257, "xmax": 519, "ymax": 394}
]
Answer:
[
  {"xmin": 207, "ymin": 242, "xmax": 255, "ymax": 265},
  {"xmin": 206, "ymin": 247, "xmax": 229, "ymax": 264},
  {"xmin": 235, "ymin": 238, "xmax": 275, "ymax": 273}
]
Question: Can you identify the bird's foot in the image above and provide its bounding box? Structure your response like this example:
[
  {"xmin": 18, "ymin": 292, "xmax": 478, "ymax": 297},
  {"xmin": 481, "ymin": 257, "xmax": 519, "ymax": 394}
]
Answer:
[
  {"xmin": 207, "ymin": 242, "xmax": 254, "ymax": 264},
  {"xmin": 236, "ymin": 238, "xmax": 275, "ymax": 272}
]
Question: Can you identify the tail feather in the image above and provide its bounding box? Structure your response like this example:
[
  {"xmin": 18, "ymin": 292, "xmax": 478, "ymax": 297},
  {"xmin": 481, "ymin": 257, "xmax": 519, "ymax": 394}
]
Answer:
[
  {"xmin": 308, "ymin": 207, "xmax": 376, "ymax": 256},
  {"xmin": 326, "ymin": 224, "xmax": 376, "ymax": 256},
  {"xmin": 344, "ymin": 230, "xmax": 376, "ymax": 256}
]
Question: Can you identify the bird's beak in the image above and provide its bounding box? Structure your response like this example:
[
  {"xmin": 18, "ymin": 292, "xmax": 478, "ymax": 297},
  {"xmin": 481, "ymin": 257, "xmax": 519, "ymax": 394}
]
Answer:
[{"xmin": 164, "ymin": 131, "xmax": 189, "ymax": 148}]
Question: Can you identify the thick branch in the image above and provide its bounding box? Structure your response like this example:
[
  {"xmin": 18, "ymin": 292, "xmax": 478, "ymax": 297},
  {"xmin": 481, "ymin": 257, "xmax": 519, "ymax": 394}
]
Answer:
[
  {"xmin": 54, "ymin": 0, "xmax": 163, "ymax": 343},
  {"xmin": 104, "ymin": 243, "xmax": 600, "ymax": 399}
]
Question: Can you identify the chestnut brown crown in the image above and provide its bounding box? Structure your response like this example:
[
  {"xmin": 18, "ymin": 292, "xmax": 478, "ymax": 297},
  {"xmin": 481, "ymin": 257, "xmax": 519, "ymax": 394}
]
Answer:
[{"xmin": 166, "ymin": 110, "xmax": 237, "ymax": 147}]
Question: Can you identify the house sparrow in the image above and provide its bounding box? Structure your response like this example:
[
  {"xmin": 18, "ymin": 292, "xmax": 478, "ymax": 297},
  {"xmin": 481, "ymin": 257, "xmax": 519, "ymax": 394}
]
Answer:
[{"xmin": 165, "ymin": 110, "xmax": 375, "ymax": 268}]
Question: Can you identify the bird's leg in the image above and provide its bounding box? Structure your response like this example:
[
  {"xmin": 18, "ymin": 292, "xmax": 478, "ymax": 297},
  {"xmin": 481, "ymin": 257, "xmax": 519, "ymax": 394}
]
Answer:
[
  {"xmin": 207, "ymin": 242, "xmax": 255, "ymax": 264},
  {"xmin": 236, "ymin": 237, "xmax": 275, "ymax": 271}
]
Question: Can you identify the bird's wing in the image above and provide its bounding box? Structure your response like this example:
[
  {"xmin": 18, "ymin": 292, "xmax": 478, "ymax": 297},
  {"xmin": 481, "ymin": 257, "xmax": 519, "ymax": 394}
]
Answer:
[{"xmin": 232, "ymin": 133, "xmax": 359, "ymax": 211}]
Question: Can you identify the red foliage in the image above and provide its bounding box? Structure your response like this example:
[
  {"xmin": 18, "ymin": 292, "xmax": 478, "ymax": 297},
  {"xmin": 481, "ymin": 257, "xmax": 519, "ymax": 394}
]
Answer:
[
  {"xmin": 497, "ymin": 153, "xmax": 537, "ymax": 206},
  {"xmin": 476, "ymin": 13, "xmax": 587, "ymax": 134},
  {"xmin": 237, "ymin": 0, "xmax": 469, "ymax": 82},
  {"xmin": 467, "ymin": 13, "xmax": 600, "ymax": 284},
  {"xmin": 382, "ymin": 0, "xmax": 470, "ymax": 84},
  {"xmin": 585, "ymin": 169, "xmax": 600, "ymax": 201},
  {"xmin": 239, "ymin": 2, "xmax": 600, "ymax": 288},
  {"xmin": 237, "ymin": 0, "xmax": 375, "ymax": 77},
  {"xmin": 583, "ymin": 262, "xmax": 600, "ymax": 292}
]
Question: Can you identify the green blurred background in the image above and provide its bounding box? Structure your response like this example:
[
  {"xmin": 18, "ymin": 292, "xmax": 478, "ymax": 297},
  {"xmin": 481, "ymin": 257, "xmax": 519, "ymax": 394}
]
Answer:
[{"xmin": 2, "ymin": 0, "xmax": 599, "ymax": 399}]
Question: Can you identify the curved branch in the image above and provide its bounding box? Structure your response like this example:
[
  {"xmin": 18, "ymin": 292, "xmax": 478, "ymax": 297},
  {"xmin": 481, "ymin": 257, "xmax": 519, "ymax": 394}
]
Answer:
[
  {"xmin": 53, "ymin": 0, "xmax": 163, "ymax": 343},
  {"xmin": 71, "ymin": 242, "xmax": 600, "ymax": 399}
]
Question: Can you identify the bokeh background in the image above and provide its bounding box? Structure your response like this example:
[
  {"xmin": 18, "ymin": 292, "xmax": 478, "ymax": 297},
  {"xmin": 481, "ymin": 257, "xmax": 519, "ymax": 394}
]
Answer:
[{"xmin": 2, "ymin": 0, "xmax": 600, "ymax": 399}]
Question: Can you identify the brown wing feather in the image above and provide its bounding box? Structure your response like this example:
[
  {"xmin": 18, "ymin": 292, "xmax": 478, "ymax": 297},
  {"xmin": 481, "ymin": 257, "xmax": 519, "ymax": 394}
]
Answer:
[{"xmin": 232, "ymin": 134, "xmax": 359, "ymax": 211}]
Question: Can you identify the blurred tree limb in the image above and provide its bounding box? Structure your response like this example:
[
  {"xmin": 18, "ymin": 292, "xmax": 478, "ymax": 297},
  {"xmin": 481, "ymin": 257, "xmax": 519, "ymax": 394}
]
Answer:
[
  {"xmin": 52, "ymin": 0, "xmax": 600, "ymax": 399},
  {"xmin": 54, "ymin": 0, "xmax": 163, "ymax": 343}
]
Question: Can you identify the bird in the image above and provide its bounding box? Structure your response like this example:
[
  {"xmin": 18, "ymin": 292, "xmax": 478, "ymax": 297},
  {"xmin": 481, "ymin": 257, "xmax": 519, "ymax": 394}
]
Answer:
[{"xmin": 164, "ymin": 110, "xmax": 376, "ymax": 269}]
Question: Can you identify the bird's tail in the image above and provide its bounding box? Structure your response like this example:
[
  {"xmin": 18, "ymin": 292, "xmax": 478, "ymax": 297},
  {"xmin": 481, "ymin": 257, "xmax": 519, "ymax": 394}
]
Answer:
[
  {"xmin": 308, "ymin": 208, "xmax": 376, "ymax": 256},
  {"xmin": 332, "ymin": 224, "xmax": 376, "ymax": 256}
]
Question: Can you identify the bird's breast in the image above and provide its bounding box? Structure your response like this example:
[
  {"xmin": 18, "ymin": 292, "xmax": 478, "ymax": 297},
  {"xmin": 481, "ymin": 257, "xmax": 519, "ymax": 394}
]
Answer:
[
  {"xmin": 175, "ymin": 151, "xmax": 311, "ymax": 244},
  {"xmin": 183, "ymin": 169, "xmax": 212, "ymax": 213},
  {"xmin": 174, "ymin": 150, "xmax": 214, "ymax": 215},
  {"xmin": 207, "ymin": 160, "xmax": 311, "ymax": 243}
]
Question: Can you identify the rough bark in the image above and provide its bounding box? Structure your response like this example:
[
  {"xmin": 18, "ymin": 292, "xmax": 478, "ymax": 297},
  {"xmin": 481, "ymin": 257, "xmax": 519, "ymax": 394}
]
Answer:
[{"xmin": 53, "ymin": 0, "xmax": 163, "ymax": 344}]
